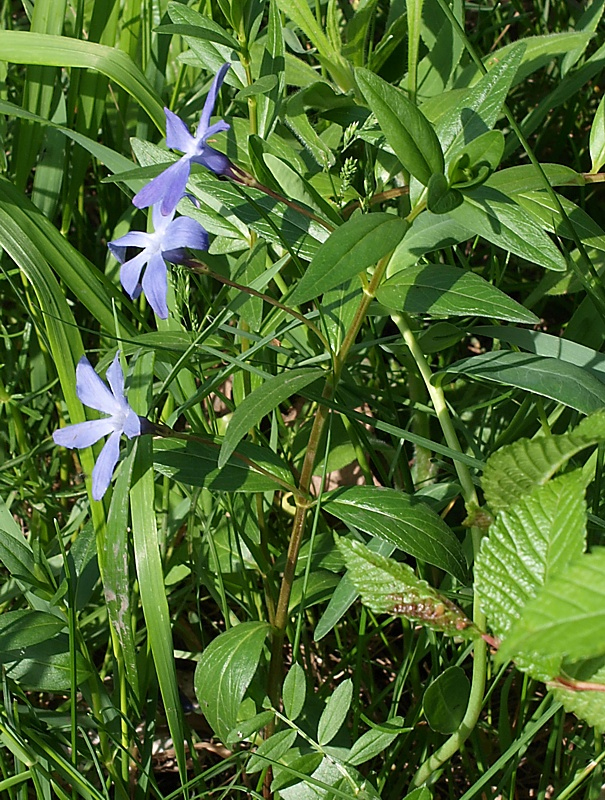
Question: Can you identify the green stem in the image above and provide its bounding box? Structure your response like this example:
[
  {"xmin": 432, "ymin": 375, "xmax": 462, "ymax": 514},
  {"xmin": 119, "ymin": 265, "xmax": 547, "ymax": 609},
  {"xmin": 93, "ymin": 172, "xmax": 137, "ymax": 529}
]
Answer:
[
  {"xmin": 393, "ymin": 314, "xmax": 487, "ymax": 788},
  {"xmin": 267, "ymin": 255, "xmax": 393, "ymax": 709}
]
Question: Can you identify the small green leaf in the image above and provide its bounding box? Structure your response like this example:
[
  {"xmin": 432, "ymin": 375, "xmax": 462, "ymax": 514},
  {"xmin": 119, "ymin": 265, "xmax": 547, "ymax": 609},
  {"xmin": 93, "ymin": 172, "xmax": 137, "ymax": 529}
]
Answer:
[
  {"xmin": 481, "ymin": 409, "xmax": 605, "ymax": 513},
  {"xmin": 289, "ymin": 214, "xmax": 408, "ymax": 305},
  {"xmin": 195, "ymin": 621, "xmax": 270, "ymax": 744},
  {"xmin": 378, "ymin": 264, "xmax": 538, "ymax": 324},
  {"xmin": 426, "ymin": 173, "xmax": 463, "ymax": 214},
  {"xmin": 347, "ymin": 716, "xmax": 405, "ymax": 766},
  {"xmin": 356, "ymin": 67, "xmax": 444, "ymax": 185},
  {"xmin": 247, "ymin": 729, "xmax": 297, "ymax": 773},
  {"xmin": 449, "ymin": 130, "xmax": 504, "ymax": 188},
  {"xmin": 502, "ymin": 548, "xmax": 605, "ymax": 665},
  {"xmin": 283, "ymin": 663, "xmax": 306, "ymax": 721},
  {"xmin": 317, "ymin": 678, "xmax": 353, "ymax": 746},
  {"xmin": 436, "ymin": 351, "xmax": 605, "ymax": 415},
  {"xmin": 324, "ymin": 486, "xmax": 466, "ymax": 581},
  {"xmin": 219, "ymin": 368, "xmax": 323, "ymax": 468},
  {"xmin": 337, "ymin": 537, "xmax": 478, "ymax": 638},
  {"xmin": 227, "ymin": 711, "xmax": 275, "ymax": 745},
  {"xmin": 424, "ymin": 666, "xmax": 470, "ymax": 734}
]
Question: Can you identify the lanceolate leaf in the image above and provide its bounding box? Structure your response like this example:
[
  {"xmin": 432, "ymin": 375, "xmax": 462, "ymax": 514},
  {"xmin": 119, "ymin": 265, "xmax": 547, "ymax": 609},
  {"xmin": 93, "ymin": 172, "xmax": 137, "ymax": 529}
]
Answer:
[
  {"xmin": 289, "ymin": 213, "xmax": 409, "ymax": 305},
  {"xmin": 590, "ymin": 92, "xmax": 605, "ymax": 174},
  {"xmin": 449, "ymin": 188, "xmax": 567, "ymax": 272},
  {"xmin": 501, "ymin": 548, "xmax": 605, "ymax": 665},
  {"xmin": 317, "ymin": 679, "xmax": 353, "ymax": 746},
  {"xmin": 337, "ymin": 538, "xmax": 478, "ymax": 638},
  {"xmin": 154, "ymin": 436, "xmax": 295, "ymax": 493},
  {"xmin": 324, "ymin": 486, "xmax": 466, "ymax": 581},
  {"xmin": 476, "ymin": 472, "xmax": 587, "ymax": 679},
  {"xmin": 219, "ymin": 368, "xmax": 324, "ymax": 468},
  {"xmin": 436, "ymin": 351, "xmax": 605, "ymax": 415},
  {"xmin": 194, "ymin": 621, "xmax": 270, "ymax": 743},
  {"xmin": 356, "ymin": 68, "xmax": 444, "ymax": 184},
  {"xmin": 481, "ymin": 409, "xmax": 605, "ymax": 513},
  {"xmin": 377, "ymin": 264, "xmax": 538, "ymax": 324}
]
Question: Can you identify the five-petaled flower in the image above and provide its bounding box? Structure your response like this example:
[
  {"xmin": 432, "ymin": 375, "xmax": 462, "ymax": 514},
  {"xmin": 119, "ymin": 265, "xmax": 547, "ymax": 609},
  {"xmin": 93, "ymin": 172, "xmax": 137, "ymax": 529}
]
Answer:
[
  {"xmin": 108, "ymin": 202, "xmax": 209, "ymax": 319},
  {"xmin": 133, "ymin": 62, "xmax": 232, "ymax": 215},
  {"xmin": 53, "ymin": 354, "xmax": 143, "ymax": 501}
]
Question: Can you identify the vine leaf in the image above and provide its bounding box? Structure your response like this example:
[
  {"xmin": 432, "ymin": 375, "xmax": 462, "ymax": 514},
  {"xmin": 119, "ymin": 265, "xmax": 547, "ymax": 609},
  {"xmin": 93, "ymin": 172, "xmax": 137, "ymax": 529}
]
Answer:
[
  {"xmin": 337, "ymin": 537, "xmax": 478, "ymax": 638},
  {"xmin": 481, "ymin": 409, "xmax": 605, "ymax": 513}
]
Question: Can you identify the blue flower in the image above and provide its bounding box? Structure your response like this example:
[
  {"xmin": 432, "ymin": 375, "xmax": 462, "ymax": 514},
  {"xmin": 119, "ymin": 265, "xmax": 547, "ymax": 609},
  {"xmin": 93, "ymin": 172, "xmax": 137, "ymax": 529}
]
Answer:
[
  {"xmin": 108, "ymin": 203, "xmax": 209, "ymax": 319},
  {"xmin": 53, "ymin": 354, "xmax": 143, "ymax": 501},
  {"xmin": 133, "ymin": 63, "xmax": 232, "ymax": 215}
]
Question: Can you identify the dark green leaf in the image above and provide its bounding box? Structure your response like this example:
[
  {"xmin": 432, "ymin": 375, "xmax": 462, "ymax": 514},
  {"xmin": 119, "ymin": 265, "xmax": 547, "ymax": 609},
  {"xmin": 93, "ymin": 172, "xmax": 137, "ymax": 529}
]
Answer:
[
  {"xmin": 436, "ymin": 351, "xmax": 605, "ymax": 414},
  {"xmin": 0, "ymin": 611, "xmax": 65, "ymax": 649},
  {"xmin": 424, "ymin": 666, "xmax": 470, "ymax": 734},
  {"xmin": 378, "ymin": 264, "xmax": 538, "ymax": 324},
  {"xmin": 426, "ymin": 173, "xmax": 463, "ymax": 214},
  {"xmin": 283, "ymin": 663, "xmax": 306, "ymax": 721},
  {"xmin": 289, "ymin": 214, "xmax": 408, "ymax": 305},
  {"xmin": 195, "ymin": 621, "xmax": 270, "ymax": 743},
  {"xmin": 356, "ymin": 68, "xmax": 444, "ymax": 184},
  {"xmin": 324, "ymin": 486, "xmax": 466, "ymax": 581},
  {"xmin": 247, "ymin": 729, "xmax": 297, "ymax": 773}
]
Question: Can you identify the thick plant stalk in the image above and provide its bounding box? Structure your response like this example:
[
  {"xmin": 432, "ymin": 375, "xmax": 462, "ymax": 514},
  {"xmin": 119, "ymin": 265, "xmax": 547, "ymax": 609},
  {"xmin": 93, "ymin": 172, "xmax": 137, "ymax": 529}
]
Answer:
[
  {"xmin": 393, "ymin": 313, "xmax": 487, "ymax": 788},
  {"xmin": 266, "ymin": 254, "xmax": 392, "ymax": 708}
]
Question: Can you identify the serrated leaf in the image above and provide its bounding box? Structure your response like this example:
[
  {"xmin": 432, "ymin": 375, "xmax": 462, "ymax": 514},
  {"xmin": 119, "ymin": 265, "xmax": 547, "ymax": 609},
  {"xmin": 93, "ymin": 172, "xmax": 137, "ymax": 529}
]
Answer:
[
  {"xmin": 377, "ymin": 264, "xmax": 538, "ymax": 324},
  {"xmin": 195, "ymin": 621, "xmax": 270, "ymax": 743},
  {"xmin": 591, "ymin": 92, "xmax": 605, "ymax": 174},
  {"xmin": 323, "ymin": 486, "xmax": 466, "ymax": 581},
  {"xmin": 337, "ymin": 537, "xmax": 478, "ymax": 637},
  {"xmin": 552, "ymin": 658, "xmax": 605, "ymax": 731},
  {"xmin": 476, "ymin": 472, "xmax": 587, "ymax": 679},
  {"xmin": 424, "ymin": 666, "xmax": 470, "ymax": 734},
  {"xmin": 481, "ymin": 409, "xmax": 605, "ymax": 513},
  {"xmin": 317, "ymin": 679, "xmax": 353, "ymax": 746},
  {"xmin": 219, "ymin": 368, "xmax": 323, "ymax": 468},
  {"xmin": 289, "ymin": 213, "xmax": 408, "ymax": 305},
  {"xmin": 347, "ymin": 716, "xmax": 405, "ymax": 766},
  {"xmin": 436, "ymin": 351, "xmax": 605, "ymax": 415},
  {"xmin": 154, "ymin": 436, "xmax": 295, "ymax": 494},
  {"xmin": 247, "ymin": 729, "xmax": 297, "ymax": 773},
  {"xmin": 501, "ymin": 548, "xmax": 605, "ymax": 665},
  {"xmin": 283, "ymin": 663, "xmax": 306, "ymax": 721},
  {"xmin": 356, "ymin": 68, "xmax": 444, "ymax": 185},
  {"xmin": 449, "ymin": 188, "xmax": 566, "ymax": 272}
]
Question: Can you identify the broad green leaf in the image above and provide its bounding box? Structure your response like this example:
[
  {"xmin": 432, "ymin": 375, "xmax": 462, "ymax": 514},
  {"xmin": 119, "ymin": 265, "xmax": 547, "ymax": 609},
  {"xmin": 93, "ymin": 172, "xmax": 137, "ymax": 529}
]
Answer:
[
  {"xmin": 154, "ymin": 436, "xmax": 295, "ymax": 493},
  {"xmin": 484, "ymin": 32, "xmax": 593, "ymax": 86},
  {"xmin": 324, "ymin": 486, "xmax": 466, "ymax": 581},
  {"xmin": 377, "ymin": 265, "xmax": 538, "ymax": 324},
  {"xmin": 283, "ymin": 663, "xmax": 306, "ymax": 721},
  {"xmin": 0, "ymin": 611, "xmax": 65, "ymax": 649},
  {"xmin": 1, "ymin": 636, "xmax": 90, "ymax": 692},
  {"xmin": 271, "ymin": 753, "xmax": 324, "ymax": 794},
  {"xmin": 513, "ymin": 191, "xmax": 605, "ymax": 254},
  {"xmin": 501, "ymin": 547, "xmax": 605, "ymax": 665},
  {"xmin": 437, "ymin": 351, "xmax": 605, "ymax": 415},
  {"xmin": 386, "ymin": 212, "xmax": 472, "ymax": 274},
  {"xmin": 347, "ymin": 716, "xmax": 405, "ymax": 766},
  {"xmin": 487, "ymin": 164, "xmax": 583, "ymax": 195},
  {"xmin": 426, "ymin": 173, "xmax": 463, "ymax": 214},
  {"xmin": 284, "ymin": 89, "xmax": 336, "ymax": 168},
  {"xmin": 263, "ymin": 153, "xmax": 341, "ymax": 227},
  {"xmin": 424, "ymin": 666, "xmax": 470, "ymax": 734},
  {"xmin": 289, "ymin": 214, "xmax": 408, "ymax": 305},
  {"xmin": 481, "ymin": 409, "xmax": 605, "ymax": 513},
  {"xmin": 477, "ymin": 472, "xmax": 587, "ymax": 679},
  {"xmin": 449, "ymin": 130, "xmax": 504, "ymax": 188},
  {"xmin": 474, "ymin": 326, "xmax": 605, "ymax": 383},
  {"xmin": 402, "ymin": 790, "xmax": 432, "ymax": 800},
  {"xmin": 449, "ymin": 188, "xmax": 567, "ymax": 272},
  {"xmin": 0, "ymin": 31, "xmax": 164, "ymax": 130},
  {"xmin": 433, "ymin": 44, "xmax": 524, "ymax": 163},
  {"xmin": 591, "ymin": 92, "xmax": 605, "ymax": 174},
  {"xmin": 227, "ymin": 711, "xmax": 275, "ymax": 745},
  {"xmin": 195, "ymin": 621, "xmax": 270, "ymax": 743},
  {"xmin": 317, "ymin": 679, "xmax": 353, "ymax": 746},
  {"xmin": 337, "ymin": 537, "xmax": 478, "ymax": 638},
  {"xmin": 219, "ymin": 368, "xmax": 323, "ymax": 468},
  {"xmin": 356, "ymin": 68, "xmax": 444, "ymax": 185},
  {"xmin": 321, "ymin": 278, "xmax": 360, "ymax": 352},
  {"xmin": 161, "ymin": 3, "xmax": 240, "ymax": 49},
  {"xmin": 552, "ymin": 659, "xmax": 605, "ymax": 731},
  {"xmin": 0, "ymin": 496, "xmax": 41, "ymax": 591},
  {"xmin": 247, "ymin": 729, "xmax": 297, "ymax": 774}
]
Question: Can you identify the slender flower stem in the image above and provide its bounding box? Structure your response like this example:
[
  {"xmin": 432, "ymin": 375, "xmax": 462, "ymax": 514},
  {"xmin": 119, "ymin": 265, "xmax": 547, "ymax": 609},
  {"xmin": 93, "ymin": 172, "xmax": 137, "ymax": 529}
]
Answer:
[
  {"xmin": 392, "ymin": 314, "xmax": 487, "ymax": 789},
  {"xmin": 267, "ymin": 254, "xmax": 393, "ymax": 709}
]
